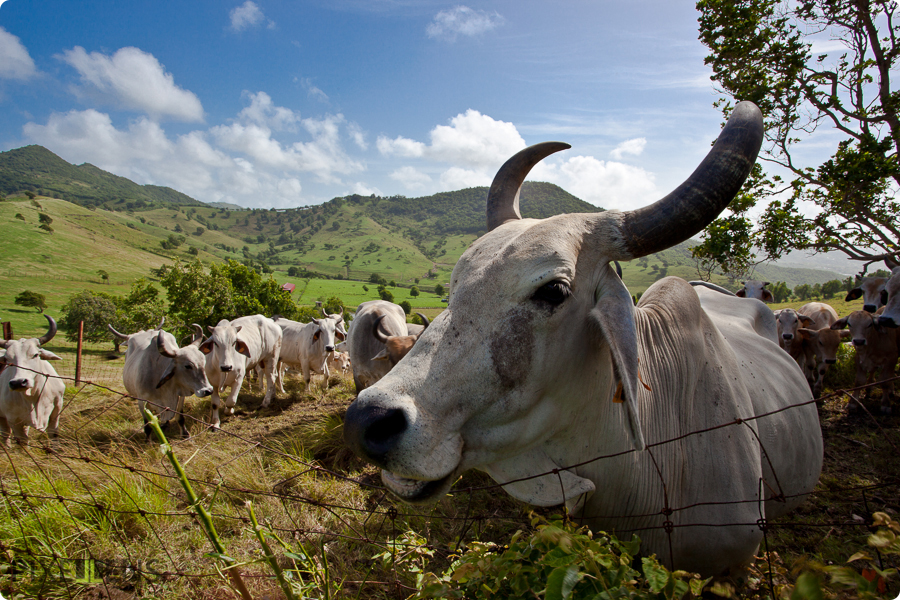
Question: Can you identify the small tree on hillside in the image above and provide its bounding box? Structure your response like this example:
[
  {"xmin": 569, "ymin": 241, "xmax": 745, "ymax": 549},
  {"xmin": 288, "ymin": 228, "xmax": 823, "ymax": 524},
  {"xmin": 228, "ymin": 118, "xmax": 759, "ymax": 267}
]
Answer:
[
  {"xmin": 399, "ymin": 300, "xmax": 412, "ymax": 315},
  {"xmin": 380, "ymin": 288, "xmax": 394, "ymax": 303},
  {"xmin": 434, "ymin": 284, "xmax": 445, "ymax": 297},
  {"xmin": 770, "ymin": 281, "xmax": 791, "ymax": 303},
  {"xmin": 821, "ymin": 279, "xmax": 843, "ymax": 300},
  {"xmin": 14, "ymin": 291, "xmax": 47, "ymax": 313},
  {"xmin": 98, "ymin": 269, "xmax": 110, "ymax": 284},
  {"xmin": 410, "ymin": 286, "xmax": 419, "ymax": 297},
  {"xmin": 60, "ymin": 291, "xmax": 118, "ymax": 346}
]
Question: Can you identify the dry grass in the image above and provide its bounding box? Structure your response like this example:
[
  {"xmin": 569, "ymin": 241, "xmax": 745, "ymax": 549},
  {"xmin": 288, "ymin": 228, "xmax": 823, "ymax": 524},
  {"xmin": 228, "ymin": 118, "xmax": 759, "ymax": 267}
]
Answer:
[{"xmin": 0, "ymin": 356, "xmax": 898, "ymax": 599}]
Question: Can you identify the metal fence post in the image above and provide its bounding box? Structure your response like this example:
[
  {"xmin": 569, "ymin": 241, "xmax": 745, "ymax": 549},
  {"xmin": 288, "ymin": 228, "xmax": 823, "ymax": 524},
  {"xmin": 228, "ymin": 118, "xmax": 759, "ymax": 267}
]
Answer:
[{"xmin": 75, "ymin": 321, "xmax": 84, "ymax": 385}]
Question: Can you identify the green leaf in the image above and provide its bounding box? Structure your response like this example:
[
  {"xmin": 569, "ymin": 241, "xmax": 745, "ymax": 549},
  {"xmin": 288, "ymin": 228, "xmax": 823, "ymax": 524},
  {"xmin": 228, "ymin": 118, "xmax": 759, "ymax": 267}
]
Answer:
[
  {"xmin": 545, "ymin": 565, "xmax": 582, "ymax": 600},
  {"xmin": 642, "ymin": 557, "xmax": 670, "ymax": 593}
]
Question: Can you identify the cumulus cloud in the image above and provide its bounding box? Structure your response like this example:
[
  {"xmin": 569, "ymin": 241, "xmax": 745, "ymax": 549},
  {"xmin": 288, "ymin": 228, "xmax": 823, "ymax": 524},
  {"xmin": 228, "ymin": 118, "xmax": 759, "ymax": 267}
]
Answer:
[
  {"xmin": 238, "ymin": 91, "xmax": 299, "ymax": 131},
  {"xmin": 390, "ymin": 166, "xmax": 432, "ymax": 192},
  {"xmin": 0, "ymin": 27, "xmax": 37, "ymax": 80},
  {"xmin": 610, "ymin": 137, "xmax": 646, "ymax": 159},
  {"xmin": 426, "ymin": 6, "xmax": 504, "ymax": 41},
  {"xmin": 229, "ymin": 1, "xmax": 275, "ymax": 32},
  {"xmin": 59, "ymin": 46, "xmax": 204, "ymax": 122},
  {"xmin": 347, "ymin": 122, "xmax": 367, "ymax": 150},
  {"xmin": 540, "ymin": 155, "xmax": 659, "ymax": 211}
]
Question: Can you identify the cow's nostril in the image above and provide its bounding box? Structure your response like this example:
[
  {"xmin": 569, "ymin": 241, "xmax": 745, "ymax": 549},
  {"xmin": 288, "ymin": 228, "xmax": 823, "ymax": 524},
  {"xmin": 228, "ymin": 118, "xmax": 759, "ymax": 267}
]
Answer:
[
  {"xmin": 221, "ymin": 365, "xmax": 232, "ymax": 372},
  {"xmin": 325, "ymin": 345, "xmax": 335, "ymax": 352},
  {"xmin": 863, "ymin": 304, "xmax": 877, "ymax": 313},
  {"xmin": 344, "ymin": 402, "xmax": 408, "ymax": 463}
]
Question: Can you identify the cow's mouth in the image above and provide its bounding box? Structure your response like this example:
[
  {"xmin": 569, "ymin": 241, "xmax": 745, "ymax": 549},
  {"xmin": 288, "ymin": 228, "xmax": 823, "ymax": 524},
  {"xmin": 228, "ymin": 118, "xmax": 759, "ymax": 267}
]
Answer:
[{"xmin": 381, "ymin": 469, "xmax": 457, "ymax": 504}]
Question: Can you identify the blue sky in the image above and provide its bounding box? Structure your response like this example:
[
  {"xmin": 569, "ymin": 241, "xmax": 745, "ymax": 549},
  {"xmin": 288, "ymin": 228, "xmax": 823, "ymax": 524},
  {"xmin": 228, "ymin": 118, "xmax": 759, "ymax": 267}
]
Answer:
[{"xmin": 0, "ymin": 0, "xmax": 737, "ymax": 210}]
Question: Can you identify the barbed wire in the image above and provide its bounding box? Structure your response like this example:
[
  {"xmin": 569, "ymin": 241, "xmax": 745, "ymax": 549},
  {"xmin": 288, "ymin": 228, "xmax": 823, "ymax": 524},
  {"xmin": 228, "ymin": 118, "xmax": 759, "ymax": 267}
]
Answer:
[{"xmin": 0, "ymin": 352, "xmax": 897, "ymax": 599}]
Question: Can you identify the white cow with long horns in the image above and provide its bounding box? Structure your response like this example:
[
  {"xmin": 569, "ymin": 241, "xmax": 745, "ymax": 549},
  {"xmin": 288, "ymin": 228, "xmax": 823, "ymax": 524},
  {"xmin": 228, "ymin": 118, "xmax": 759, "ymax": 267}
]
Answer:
[
  {"xmin": 0, "ymin": 315, "xmax": 65, "ymax": 446},
  {"xmin": 343, "ymin": 102, "xmax": 823, "ymax": 576}
]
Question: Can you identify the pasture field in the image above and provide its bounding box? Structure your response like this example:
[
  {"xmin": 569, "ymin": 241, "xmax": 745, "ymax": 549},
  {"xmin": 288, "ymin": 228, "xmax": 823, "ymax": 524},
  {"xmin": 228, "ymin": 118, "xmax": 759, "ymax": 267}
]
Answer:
[{"xmin": 0, "ymin": 331, "xmax": 898, "ymax": 599}]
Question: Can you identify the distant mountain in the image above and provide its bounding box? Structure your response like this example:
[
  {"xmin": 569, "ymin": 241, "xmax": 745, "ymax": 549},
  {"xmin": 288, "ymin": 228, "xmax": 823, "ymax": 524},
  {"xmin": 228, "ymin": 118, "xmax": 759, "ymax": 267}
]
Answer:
[{"xmin": 0, "ymin": 145, "xmax": 201, "ymax": 207}]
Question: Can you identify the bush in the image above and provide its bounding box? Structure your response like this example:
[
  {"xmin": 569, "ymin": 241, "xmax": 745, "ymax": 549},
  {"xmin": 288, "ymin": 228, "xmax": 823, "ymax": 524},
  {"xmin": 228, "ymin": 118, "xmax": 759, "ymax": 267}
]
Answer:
[
  {"xmin": 410, "ymin": 516, "xmax": 710, "ymax": 600},
  {"xmin": 399, "ymin": 300, "xmax": 412, "ymax": 314},
  {"xmin": 14, "ymin": 291, "xmax": 46, "ymax": 313}
]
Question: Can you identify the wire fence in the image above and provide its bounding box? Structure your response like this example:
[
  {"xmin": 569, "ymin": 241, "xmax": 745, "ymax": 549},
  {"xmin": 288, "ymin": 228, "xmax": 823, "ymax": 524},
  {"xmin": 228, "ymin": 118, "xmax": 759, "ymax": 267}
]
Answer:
[{"xmin": 0, "ymin": 349, "xmax": 897, "ymax": 599}]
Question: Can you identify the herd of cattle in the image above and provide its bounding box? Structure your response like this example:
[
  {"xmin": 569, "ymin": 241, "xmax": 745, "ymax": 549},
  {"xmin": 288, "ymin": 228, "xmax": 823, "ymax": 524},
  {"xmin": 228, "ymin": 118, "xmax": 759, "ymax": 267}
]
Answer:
[
  {"xmin": 2, "ymin": 102, "xmax": 900, "ymax": 577},
  {"xmin": 0, "ymin": 298, "xmax": 431, "ymax": 445}
]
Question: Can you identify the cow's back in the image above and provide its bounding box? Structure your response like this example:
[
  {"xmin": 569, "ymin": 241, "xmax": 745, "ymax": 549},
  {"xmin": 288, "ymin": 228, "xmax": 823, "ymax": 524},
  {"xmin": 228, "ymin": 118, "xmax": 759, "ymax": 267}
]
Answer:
[
  {"xmin": 232, "ymin": 314, "xmax": 282, "ymax": 367},
  {"xmin": 121, "ymin": 330, "xmax": 169, "ymax": 398},
  {"xmin": 347, "ymin": 301, "xmax": 408, "ymax": 390},
  {"xmin": 798, "ymin": 302, "xmax": 839, "ymax": 330}
]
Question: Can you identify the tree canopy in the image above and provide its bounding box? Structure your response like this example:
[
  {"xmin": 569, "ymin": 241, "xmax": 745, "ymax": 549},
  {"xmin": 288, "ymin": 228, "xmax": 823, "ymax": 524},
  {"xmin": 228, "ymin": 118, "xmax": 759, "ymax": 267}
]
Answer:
[{"xmin": 693, "ymin": 0, "xmax": 900, "ymax": 276}]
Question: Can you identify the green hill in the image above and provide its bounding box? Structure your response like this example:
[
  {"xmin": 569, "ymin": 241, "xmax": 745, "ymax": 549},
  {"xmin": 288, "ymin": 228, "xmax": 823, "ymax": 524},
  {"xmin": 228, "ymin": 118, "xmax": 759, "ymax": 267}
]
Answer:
[{"xmin": 0, "ymin": 145, "xmax": 201, "ymax": 207}]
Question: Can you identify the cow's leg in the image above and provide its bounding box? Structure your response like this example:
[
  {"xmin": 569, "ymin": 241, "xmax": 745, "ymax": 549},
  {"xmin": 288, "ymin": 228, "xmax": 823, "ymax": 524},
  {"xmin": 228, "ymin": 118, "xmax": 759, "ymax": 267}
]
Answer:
[
  {"xmin": 209, "ymin": 387, "xmax": 223, "ymax": 430},
  {"xmin": 261, "ymin": 363, "xmax": 277, "ymax": 408},
  {"xmin": 174, "ymin": 395, "xmax": 190, "ymax": 438},
  {"xmin": 46, "ymin": 400, "xmax": 62, "ymax": 441},
  {"xmin": 0, "ymin": 416, "xmax": 10, "ymax": 448},
  {"xmin": 321, "ymin": 361, "xmax": 331, "ymax": 390},
  {"xmin": 11, "ymin": 422, "xmax": 29, "ymax": 446},
  {"xmin": 275, "ymin": 360, "xmax": 286, "ymax": 394},
  {"xmin": 224, "ymin": 372, "xmax": 243, "ymax": 414},
  {"xmin": 137, "ymin": 398, "xmax": 156, "ymax": 441},
  {"xmin": 813, "ymin": 363, "xmax": 828, "ymax": 399}
]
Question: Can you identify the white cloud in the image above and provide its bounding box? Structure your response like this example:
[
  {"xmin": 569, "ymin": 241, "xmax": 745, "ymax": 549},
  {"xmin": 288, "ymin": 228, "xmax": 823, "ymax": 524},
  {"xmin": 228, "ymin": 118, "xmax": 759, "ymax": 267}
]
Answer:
[
  {"xmin": 229, "ymin": 1, "xmax": 275, "ymax": 32},
  {"xmin": 59, "ymin": 46, "xmax": 204, "ymax": 122},
  {"xmin": 299, "ymin": 78, "xmax": 329, "ymax": 103},
  {"xmin": 810, "ymin": 39, "xmax": 848, "ymax": 54},
  {"xmin": 428, "ymin": 109, "xmax": 524, "ymax": 168},
  {"xmin": 238, "ymin": 91, "xmax": 299, "ymax": 131},
  {"xmin": 439, "ymin": 167, "xmax": 490, "ymax": 190},
  {"xmin": 426, "ymin": 6, "xmax": 504, "ymax": 41},
  {"xmin": 377, "ymin": 134, "xmax": 426, "ymax": 157},
  {"xmin": 540, "ymin": 155, "xmax": 659, "ymax": 211},
  {"xmin": 610, "ymin": 137, "xmax": 646, "ymax": 159},
  {"xmin": 0, "ymin": 27, "xmax": 37, "ymax": 80},
  {"xmin": 390, "ymin": 166, "xmax": 432, "ymax": 191},
  {"xmin": 349, "ymin": 182, "xmax": 381, "ymax": 196},
  {"xmin": 347, "ymin": 122, "xmax": 367, "ymax": 150}
]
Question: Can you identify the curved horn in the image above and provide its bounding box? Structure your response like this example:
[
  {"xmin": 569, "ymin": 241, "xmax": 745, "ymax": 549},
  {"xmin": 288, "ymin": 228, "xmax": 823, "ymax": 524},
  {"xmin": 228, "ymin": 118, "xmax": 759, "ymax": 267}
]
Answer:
[
  {"xmin": 372, "ymin": 315, "xmax": 390, "ymax": 344},
  {"xmin": 157, "ymin": 316, "xmax": 166, "ymax": 330},
  {"xmin": 415, "ymin": 313, "xmax": 430, "ymax": 329},
  {"xmin": 321, "ymin": 308, "xmax": 329, "ymax": 318},
  {"xmin": 38, "ymin": 314, "xmax": 58, "ymax": 346},
  {"xmin": 190, "ymin": 323, "xmax": 205, "ymax": 346},
  {"xmin": 486, "ymin": 142, "xmax": 571, "ymax": 231},
  {"xmin": 617, "ymin": 101, "xmax": 763, "ymax": 258},
  {"xmin": 107, "ymin": 323, "xmax": 130, "ymax": 342},
  {"xmin": 157, "ymin": 330, "xmax": 177, "ymax": 358}
]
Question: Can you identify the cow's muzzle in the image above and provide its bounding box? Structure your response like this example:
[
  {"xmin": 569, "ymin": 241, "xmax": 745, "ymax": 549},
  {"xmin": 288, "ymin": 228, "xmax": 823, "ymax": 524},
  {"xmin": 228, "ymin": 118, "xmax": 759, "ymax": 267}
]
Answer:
[
  {"xmin": 220, "ymin": 365, "xmax": 233, "ymax": 372},
  {"xmin": 196, "ymin": 387, "xmax": 213, "ymax": 398},
  {"xmin": 782, "ymin": 334, "xmax": 793, "ymax": 340},
  {"xmin": 863, "ymin": 304, "xmax": 877, "ymax": 313},
  {"xmin": 853, "ymin": 339, "xmax": 866, "ymax": 347},
  {"xmin": 344, "ymin": 402, "xmax": 408, "ymax": 465},
  {"xmin": 325, "ymin": 345, "xmax": 335, "ymax": 353},
  {"xmin": 8, "ymin": 379, "xmax": 29, "ymax": 391}
]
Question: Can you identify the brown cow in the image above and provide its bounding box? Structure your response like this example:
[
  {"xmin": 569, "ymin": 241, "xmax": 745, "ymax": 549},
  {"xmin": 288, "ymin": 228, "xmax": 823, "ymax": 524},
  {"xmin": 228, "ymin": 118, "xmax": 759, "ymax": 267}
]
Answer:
[{"xmin": 832, "ymin": 311, "xmax": 899, "ymax": 413}]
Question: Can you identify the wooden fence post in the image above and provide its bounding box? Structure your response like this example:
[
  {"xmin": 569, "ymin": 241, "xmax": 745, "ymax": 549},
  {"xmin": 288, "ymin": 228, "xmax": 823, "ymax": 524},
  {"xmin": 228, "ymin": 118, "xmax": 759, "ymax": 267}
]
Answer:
[
  {"xmin": 75, "ymin": 321, "xmax": 84, "ymax": 385},
  {"xmin": 1, "ymin": 322, "xmax": 12, "ymax": 341}
]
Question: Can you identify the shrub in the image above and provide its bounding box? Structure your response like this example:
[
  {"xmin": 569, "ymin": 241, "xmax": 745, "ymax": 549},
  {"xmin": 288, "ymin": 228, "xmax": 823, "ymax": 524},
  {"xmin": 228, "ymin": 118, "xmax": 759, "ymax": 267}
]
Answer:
[
  {"xmin": 14, "ymin": 291, "xmax": 46, "ymax": 313},
  {"xmin": 399, "ymin": 300, "xmax": 412, "ymax": 314}
]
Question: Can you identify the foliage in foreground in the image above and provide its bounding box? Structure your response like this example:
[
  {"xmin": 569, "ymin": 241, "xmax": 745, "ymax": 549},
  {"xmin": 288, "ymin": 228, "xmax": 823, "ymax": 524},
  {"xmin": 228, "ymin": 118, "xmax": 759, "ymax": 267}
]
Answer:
[{"xmin": 406, "ymin": 515, "xmax": 711, "ymax": 600}]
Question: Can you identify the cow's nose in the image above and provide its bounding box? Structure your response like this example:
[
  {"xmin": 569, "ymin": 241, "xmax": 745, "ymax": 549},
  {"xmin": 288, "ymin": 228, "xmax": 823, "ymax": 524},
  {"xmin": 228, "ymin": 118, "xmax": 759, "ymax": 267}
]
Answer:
[
  {"xmin": 221, "ymin": 365, "xmax": 233, "ymax": 372},
  {"xmin": 782, "ymin": 334, "xmax": 793, "ymax": 340},
  {"xmin": 825, "ymin": 359, "xmax": 837, "ymax": 364},
  {"xmin": 878, "ymin": 316, "xmax": 898, "ymax": 328},
  {"xmin": 196, "ymin": 387, "xmax": 213, "ymax": 398},
  {"xmin": 8, "ymin": 379, "xmax": 27, "ymax": 390},
  {"xmin": 325, "ymin": 345, "xmax": 335, "ymax": 353},
  {"xmin": 344, "ymin": 402, "xmax": 408, "ymax": 465},
  {"xmin": 853, "ymin": 339, "xmax": 866, "ymax": 346},
  {"xmin": 863, "ymin": 304, "xmax": 877, "ymax": 313}
]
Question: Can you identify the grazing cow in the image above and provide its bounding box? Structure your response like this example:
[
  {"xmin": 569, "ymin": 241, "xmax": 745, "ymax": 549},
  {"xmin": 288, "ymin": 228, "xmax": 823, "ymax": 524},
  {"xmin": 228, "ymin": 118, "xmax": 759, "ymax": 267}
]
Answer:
[
  {"xmin": 344, "ymin": 103, "xmax": 824, "ymax": 576},
  {"xmin": 200, "ymin": 315, "xmax": 282, "ymax": 429},
  {"xmin": 274, "ymin": 310, "xmax": 345, "ymax": 389},
  {"xmin": 372, "ymin": 313, "xmax": 430, "ymax": 367},
  {"xmin": 345, "ymin": 300, "xmax": 410, "ymax": 392},
  {"xmin": 735, "ymin": 280, "xmax": 774, "ymax": 302},
  {"xmin": 876, "ymin": 257, "xmax": 900, "ymax": 328},
  {"xmin": 846, "ymin": 276, "xmax": 888, "ymax": 313},
  {"xmin": 108, "ymin": 322, "xmax": 213, "ymax": 439},
  {"xmin": 327, "ymin": 351, "xmax": 351, "ymax": 375},
  {"xmin": 832, "ymin": 311, "xmax": 899, "ymax": 413},
  {"xmin": 775, "ymin": 309, "xmax": 817, "ymax": 383},
  {"xmin": 0, "ymin": 316, "xmax": 65, "ymax": 446}
]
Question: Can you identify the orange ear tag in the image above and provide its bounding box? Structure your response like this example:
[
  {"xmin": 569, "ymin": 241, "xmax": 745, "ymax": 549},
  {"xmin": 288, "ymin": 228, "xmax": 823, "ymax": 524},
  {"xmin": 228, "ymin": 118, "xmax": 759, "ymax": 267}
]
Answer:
[{"xmin": 612, "ymin": 361, "xmax": 652, "ymax": 404}]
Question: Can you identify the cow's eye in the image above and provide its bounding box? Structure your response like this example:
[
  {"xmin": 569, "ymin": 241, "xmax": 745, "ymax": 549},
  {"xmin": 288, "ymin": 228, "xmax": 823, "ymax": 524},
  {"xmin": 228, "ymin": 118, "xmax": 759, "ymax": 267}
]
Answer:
[
  {"xmin": 532, "ymin": 281, "xmax": 571, "ymax": 305},
  {"xmin": 185, "ymin": 364, "xmax": 193, "ymax": 370}
]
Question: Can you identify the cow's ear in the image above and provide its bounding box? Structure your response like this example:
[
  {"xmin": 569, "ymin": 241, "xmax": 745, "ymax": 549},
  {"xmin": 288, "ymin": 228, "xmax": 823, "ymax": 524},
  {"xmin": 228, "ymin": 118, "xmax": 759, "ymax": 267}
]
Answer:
[
  {"xmin": 798, "ymin": 315, "xmax": 814, "ymax": 327},
  {"xmin": 589, "ymin": 264, "xmax": 646, "ymax": 451},
  {"xmin": 735, "ymin": 289, "xmax": 747, "ymax": 297},
  {"xmin": 38, "ymin": 349, "xmax": 62, "ymax": 361},
  {"xmin": 797, "ymin": 328, "xmax": 815, "ymax": 341},
  {"xmin": 156, "ymin": 364, "xmax": 176, "ymax": 389},
  {"xmin": 762, "ymin": 290, "xmax": 774, "ymax": 303},
  {"xmin": 846, "ymin": 289, "xmax": 862, "ymax": 301},
  {"xmin": 313, "ymin": 330, "xmax": 321, "ymax": 342},
  {"xmin": 199, "ymin": 339, "xmax": 215, "ymax": 355},
  {"xmin": 372, "ymin": 349, "xmax": 389, "ymax": 361},
  {"xmin": 831, "ymin": 317, "xmax": 849, "ymax": 330},
  {"xmin": 335, "ymin": 330, "xmax": 346, "ymax": 341},
  {"xmin": 235, "ymin": 339, "xmax": 251, "ymax": 357}
]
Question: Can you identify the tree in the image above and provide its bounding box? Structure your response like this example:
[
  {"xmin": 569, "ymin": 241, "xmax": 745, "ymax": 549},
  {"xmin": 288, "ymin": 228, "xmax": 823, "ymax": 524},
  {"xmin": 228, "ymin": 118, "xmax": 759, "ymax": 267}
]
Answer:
[
  {"xmin": 410, "ymin": 286, "xmax": 420, "ymax": 297},
  {"xmin": 14, "ymin": 290, "xmax": 46, "ymax": 313},
  {"xmin": 399, "ymin": 300, "xmax": 412, "ymax": 314},
  {"xmin": 693, "ymin": 0, "xmax": 900, "ymax": 276},
  {"xmin": 794, "ymin": 284, "xmax": 812, "ymax": 301},
  {"xmin": 379, "ymin": 288, "xmax": 394, "ymax": 303},
  {"xmin": 98, "ymin": 269, "xmax": 110, "ymax": 284},
  {"xmin": 821, "ymin": 279, "xmax": 843, "ymax": 299},
  {"xmin": 434, "ymin": 284, "xmax": 445, "ymax": 297},
  {"xmin": 770, "ymin": 281, "xmax": 791, "ymax": 303},
  {"xmin": 38, "ymin": 213, "xmax": 52, "ymax": 225},
  {"xmin": 60, "ymin": 291, "xmax": 118, "ymax": 345}
]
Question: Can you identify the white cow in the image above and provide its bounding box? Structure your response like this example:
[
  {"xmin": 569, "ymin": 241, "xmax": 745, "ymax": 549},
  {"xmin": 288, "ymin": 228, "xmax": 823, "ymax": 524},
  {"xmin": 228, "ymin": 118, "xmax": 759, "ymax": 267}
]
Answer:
[
  {"xmin": 0, "ymin": 316, "xmax": 65, "ymax": 446},
  {"xmin": 274, "ymin": 310, "xmax": 345, "ymax": 389},
  {"xmin": 327, "ymin": 351, "xmax": 351, "ymax": 375},
  {"xmin": 345, "ymin": 300, "xmax": 410, "ymax": 392},
  {"xmin": 876, "ymin": 257, "xmax": 900, "ymax": 328},
  {"xmin": 200, "ymin": 315, "xmax": 282, "ymax": 429},
  {"xmin": 343, "ymin": 103, "xmax": 824, "ymax": 576},
  {"xmin": 846, "ymin": 276, "xmax": 888, "ymax": 313},
  {"xmin": 108, "ymin": 322, "xmax": 213, "ymax": 439},
  {"xmin": 735, "ymin": 280, "xmax": 774, "ymax": 302}
]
